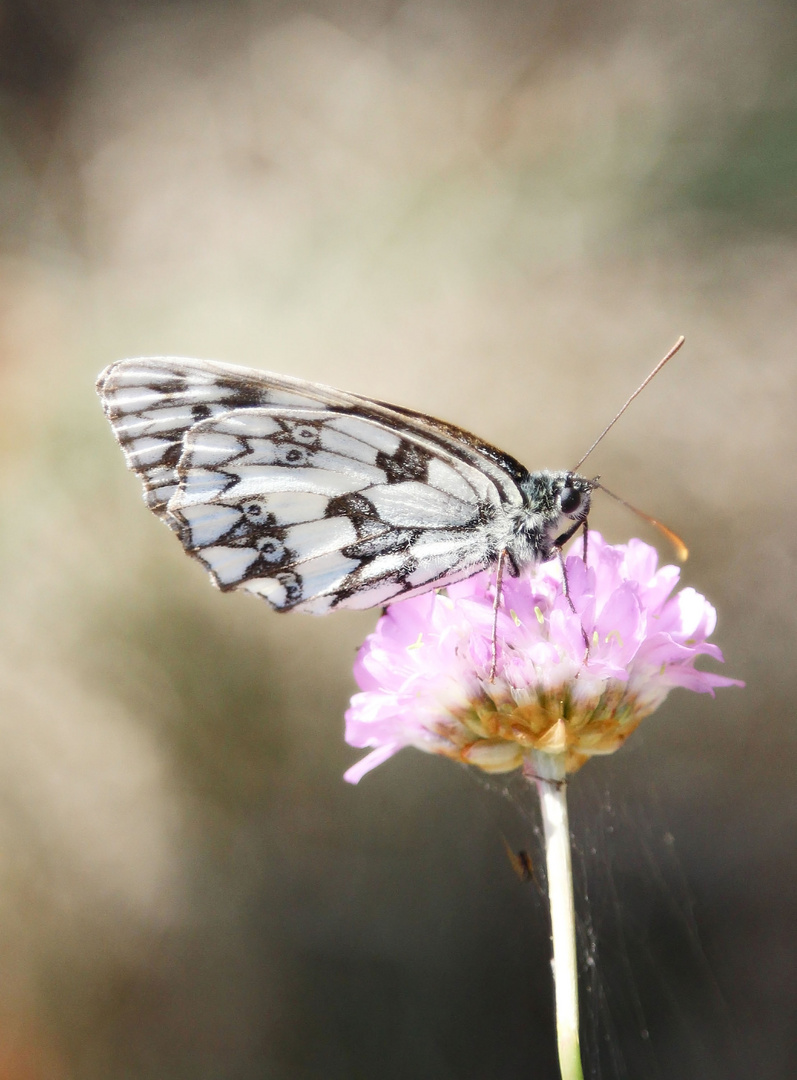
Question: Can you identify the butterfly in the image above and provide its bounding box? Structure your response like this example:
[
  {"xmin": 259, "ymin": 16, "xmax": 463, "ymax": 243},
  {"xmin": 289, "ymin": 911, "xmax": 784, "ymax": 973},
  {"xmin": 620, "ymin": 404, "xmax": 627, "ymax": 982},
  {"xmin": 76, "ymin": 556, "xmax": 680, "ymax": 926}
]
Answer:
[{"xmin": 96, "ymin": 357, "xmax": 597, "ymax": 615}]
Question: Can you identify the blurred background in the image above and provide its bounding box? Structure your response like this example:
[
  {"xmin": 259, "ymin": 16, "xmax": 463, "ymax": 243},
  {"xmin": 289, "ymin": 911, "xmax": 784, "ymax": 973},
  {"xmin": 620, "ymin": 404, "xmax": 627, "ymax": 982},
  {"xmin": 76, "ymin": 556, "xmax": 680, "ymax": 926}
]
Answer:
[{"xmin": 0, "ymin": 0, "xmax": 794, "ymax": 1076}]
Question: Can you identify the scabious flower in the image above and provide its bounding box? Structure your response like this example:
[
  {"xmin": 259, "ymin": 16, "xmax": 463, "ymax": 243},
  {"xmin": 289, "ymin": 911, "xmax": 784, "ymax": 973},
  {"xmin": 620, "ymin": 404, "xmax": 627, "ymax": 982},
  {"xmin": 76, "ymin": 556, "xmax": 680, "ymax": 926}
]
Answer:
[{"xmin": 344, "ymin": 532, "xmax": 742, "ymax": 783}]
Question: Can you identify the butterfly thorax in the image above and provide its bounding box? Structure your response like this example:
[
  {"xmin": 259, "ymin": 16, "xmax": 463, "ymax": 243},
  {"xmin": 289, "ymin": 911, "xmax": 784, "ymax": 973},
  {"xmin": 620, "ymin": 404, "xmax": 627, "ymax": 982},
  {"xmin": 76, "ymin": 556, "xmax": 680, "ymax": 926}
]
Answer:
[{"xmin": 505, "ymin": 470, "xmax": 592, "ymax": 567}]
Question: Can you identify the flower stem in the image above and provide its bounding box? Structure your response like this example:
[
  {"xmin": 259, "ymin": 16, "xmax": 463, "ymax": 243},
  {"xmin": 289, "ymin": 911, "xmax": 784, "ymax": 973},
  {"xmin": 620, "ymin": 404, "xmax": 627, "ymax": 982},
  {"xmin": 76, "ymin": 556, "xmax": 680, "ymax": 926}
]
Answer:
[{"xmin": 528, "ymin": 750, "xmax": 584, "ymax": 1080}]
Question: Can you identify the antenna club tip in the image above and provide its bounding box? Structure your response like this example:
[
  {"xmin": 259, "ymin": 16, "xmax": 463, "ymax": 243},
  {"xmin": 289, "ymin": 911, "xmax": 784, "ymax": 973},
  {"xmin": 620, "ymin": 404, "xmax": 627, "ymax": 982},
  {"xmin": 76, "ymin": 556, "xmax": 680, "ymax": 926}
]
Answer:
[{"xmin": 656, "ymin": 523, "xmax": 689, "ymax": 563}]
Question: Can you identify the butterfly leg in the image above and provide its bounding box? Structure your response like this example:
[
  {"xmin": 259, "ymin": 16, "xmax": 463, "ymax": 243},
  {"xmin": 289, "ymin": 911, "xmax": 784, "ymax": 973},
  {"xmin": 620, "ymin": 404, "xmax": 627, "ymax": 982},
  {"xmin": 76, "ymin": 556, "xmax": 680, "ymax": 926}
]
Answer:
[
  {"xmin": 557, "ymin": 547, "xmax": 575, "ymax": 614},
  {"xmin": 578, "ymin": 520, "xmax": 590, "ymax": 654},
  {"xmin": 488, "ymin": 549, "xmax": 507, "ymax": 681},
  {"xmin": 557, "ymin": 542, "xmax": 590, "ymax": 659}
]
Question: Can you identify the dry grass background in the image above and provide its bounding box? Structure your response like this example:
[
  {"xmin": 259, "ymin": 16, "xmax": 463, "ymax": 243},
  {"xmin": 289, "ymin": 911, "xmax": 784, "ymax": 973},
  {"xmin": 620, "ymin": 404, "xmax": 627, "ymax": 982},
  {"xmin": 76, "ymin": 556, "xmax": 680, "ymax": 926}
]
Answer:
[{"xmin": 0, "ymin": 1, "xmax": 795, "ymax": 1077}]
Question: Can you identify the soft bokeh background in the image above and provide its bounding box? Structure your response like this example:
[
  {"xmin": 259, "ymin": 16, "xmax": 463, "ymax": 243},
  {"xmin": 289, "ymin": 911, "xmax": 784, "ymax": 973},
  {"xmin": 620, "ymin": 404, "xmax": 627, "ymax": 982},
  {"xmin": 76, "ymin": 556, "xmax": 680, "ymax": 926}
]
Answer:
[{"xmin": 1, "ymin": 0, "xmax": 794, "ymax": 1076}]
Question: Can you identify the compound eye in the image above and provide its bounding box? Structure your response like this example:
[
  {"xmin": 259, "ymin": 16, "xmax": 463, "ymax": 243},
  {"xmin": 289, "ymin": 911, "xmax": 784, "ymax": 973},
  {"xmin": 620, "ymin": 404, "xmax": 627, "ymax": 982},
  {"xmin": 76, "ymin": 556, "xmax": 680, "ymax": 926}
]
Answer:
[{"xmin": 559, "ymin": 484, "xmax": 582, "ymax": 515}]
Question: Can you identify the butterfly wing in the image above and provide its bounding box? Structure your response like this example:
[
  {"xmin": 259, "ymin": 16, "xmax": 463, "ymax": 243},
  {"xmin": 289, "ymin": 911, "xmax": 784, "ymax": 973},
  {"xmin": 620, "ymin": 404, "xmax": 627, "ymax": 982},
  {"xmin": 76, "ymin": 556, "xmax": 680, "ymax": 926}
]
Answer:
[
  {"xmin": 97, "ymin": 357, "xmax": 530, "ymax": 612},
  {"xmin": 168, "ymin": 406, "xmax": 513, "ymax": 612},
  {"xmin": 96, "ymin": 357, "xmax": 331, "ymax": 520}
]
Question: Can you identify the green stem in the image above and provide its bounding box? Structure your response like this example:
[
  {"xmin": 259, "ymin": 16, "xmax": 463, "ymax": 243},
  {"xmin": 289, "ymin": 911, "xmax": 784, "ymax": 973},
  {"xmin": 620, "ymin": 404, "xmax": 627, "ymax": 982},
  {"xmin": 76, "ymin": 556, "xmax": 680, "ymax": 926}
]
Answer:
[{"xmin": 529, "ymin": 750, "xmax": 584, "ymax": 1080}]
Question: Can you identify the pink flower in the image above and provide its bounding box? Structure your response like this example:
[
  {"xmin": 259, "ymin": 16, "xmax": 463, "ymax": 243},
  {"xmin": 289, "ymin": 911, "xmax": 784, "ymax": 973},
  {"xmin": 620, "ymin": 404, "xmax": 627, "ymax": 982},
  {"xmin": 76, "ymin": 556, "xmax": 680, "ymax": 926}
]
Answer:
[{"xmin": 344, "ymin": 533, "xmax": 743, "ymax": 783}]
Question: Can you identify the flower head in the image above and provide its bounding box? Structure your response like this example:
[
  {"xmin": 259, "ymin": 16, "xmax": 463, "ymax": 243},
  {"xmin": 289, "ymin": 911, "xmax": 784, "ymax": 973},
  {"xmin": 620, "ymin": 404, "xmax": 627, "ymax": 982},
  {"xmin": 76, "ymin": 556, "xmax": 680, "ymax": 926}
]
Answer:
[{"xmin": 344, "ymin": 533, "xmax": 742, "ymax": 783}]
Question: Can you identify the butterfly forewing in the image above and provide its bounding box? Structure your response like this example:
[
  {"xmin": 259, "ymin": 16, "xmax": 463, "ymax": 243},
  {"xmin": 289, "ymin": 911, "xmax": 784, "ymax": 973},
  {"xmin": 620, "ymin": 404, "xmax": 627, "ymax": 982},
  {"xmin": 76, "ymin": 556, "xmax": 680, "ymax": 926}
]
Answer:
[
  {"xmin": 97, "ymin": 358, "xmax": 334, "ymax": 520},
  {"xmin": 97, "ymin": 357, "xmax": 534, "ymax": 613},
  {"xmin": 98, "ymin": 358, "xmax": 528, "ymax": 520}
]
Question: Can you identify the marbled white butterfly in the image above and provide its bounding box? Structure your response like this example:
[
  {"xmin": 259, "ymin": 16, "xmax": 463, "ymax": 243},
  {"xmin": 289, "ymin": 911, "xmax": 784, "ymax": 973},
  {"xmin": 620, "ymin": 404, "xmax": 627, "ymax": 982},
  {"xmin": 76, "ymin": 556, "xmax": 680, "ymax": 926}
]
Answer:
[{"xmin": 96, "ymin": 346, "xmax": 683, "ymax": 615}]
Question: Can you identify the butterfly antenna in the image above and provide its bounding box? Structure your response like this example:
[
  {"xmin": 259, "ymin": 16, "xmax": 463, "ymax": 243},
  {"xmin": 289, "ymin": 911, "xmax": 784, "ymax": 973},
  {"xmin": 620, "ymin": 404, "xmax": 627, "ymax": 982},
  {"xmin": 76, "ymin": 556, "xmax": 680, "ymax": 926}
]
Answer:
[
  {"xmin": 572, "ymin": 336, "xmax": 685, "ymax": 471},
  {"xmin": 593, "ymin": 481, "xmax": 689, "ymax": 561}
]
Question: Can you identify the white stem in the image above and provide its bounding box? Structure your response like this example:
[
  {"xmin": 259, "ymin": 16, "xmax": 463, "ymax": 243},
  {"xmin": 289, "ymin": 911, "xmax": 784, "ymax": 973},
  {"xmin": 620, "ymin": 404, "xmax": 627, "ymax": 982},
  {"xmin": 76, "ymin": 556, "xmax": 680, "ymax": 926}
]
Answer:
[{"xmin": 529, "ymin": 751, "xmax": 584, "ymax": 1080}]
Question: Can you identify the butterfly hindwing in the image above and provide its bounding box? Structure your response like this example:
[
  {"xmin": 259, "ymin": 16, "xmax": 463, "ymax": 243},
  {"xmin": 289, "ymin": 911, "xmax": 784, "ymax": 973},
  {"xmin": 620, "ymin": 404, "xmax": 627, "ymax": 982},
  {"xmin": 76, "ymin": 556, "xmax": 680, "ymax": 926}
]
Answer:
[{"xmin": 168, "ymin": 407, "xmax": 505, "ymax": 612}]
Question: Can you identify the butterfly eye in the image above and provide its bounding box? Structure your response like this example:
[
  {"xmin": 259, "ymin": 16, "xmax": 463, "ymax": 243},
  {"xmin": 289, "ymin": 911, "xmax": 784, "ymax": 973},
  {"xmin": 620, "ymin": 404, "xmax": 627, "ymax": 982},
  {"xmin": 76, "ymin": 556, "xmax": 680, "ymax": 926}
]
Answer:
[{"xmin": 559, "ymin": 485, "xmax": 582, "ymax": 515}]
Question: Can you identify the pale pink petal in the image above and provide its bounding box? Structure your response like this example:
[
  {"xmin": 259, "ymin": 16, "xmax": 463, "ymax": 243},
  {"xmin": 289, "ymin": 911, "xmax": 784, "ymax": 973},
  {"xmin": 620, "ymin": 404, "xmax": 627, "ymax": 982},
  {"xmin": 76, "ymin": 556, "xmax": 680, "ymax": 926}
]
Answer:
[{"xmin": 344, "ymin": 531, "xmax": 742, "ymax": 779}]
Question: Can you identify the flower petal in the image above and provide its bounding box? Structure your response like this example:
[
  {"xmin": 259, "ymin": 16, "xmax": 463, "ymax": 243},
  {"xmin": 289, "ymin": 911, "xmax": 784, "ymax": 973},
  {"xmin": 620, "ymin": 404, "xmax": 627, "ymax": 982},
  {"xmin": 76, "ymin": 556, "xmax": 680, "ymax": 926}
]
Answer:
[{"xmin": 344, "ymin": 532, "xmax": 742, "ymax": 779}]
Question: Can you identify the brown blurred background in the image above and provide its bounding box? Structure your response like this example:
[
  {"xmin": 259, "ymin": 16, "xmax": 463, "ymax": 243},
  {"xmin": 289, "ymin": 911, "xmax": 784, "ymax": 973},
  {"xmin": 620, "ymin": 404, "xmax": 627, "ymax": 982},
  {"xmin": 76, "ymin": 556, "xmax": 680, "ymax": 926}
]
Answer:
[{"xmin": 0, "ymin": 0, "xmax": 794, "ymax": 1077}]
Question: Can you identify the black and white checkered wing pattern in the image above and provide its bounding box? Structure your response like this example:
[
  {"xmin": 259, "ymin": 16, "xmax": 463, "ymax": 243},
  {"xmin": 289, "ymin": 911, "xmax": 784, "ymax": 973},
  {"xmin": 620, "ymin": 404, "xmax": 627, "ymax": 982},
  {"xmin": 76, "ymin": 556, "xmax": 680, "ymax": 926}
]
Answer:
[
  {"xmin": 97, "ymin": 358, "xmax": 528, "ymax": 613},
  {"xmin": 96, "ymin": 358, "xmax": 326, "ymax": 520},
  {"xmin": 169, "ymin": 407, "xmax": 511, "ymax": 612}
]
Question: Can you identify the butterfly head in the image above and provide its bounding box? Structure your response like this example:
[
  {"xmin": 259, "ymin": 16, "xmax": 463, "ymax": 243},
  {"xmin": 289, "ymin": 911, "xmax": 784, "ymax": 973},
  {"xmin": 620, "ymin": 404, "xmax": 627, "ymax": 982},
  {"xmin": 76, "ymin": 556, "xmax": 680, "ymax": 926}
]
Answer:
[
  {"xmin": 511, "ymin": 470, "xmax": 593, "ymax": 565},
  {"xmin": 557, "ymin": 472, "xmax": 591, "ymax": 519},
  {"xmin": 550, "ymin": 471, "xmax": 593, "ymax": 551}
]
